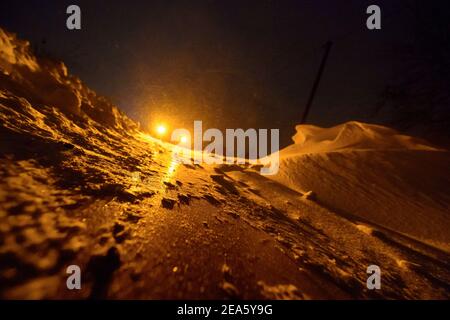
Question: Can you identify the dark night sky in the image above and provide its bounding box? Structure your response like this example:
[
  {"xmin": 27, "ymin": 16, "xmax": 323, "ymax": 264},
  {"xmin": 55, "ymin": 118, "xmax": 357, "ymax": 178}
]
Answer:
[{"xmin": 0, "ymin": 0, "xmax": 427, "ymax": 147}]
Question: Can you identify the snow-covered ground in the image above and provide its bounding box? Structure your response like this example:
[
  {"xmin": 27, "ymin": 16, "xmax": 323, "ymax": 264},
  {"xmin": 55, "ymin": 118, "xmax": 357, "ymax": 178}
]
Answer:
[{"xmin": 1, "ymin": 28, "xmax": 449, "ymax": 299}]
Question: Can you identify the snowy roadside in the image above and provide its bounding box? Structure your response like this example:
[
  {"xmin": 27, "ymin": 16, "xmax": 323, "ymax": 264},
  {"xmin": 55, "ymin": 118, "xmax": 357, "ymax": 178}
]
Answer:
[{"xmin": 1, "ymin": 28, "xmax": 449, "ymax": 299}]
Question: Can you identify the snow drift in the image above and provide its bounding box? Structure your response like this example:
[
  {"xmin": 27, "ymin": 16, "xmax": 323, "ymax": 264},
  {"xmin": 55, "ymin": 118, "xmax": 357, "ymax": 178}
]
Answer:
[
  {"xmin": 271, "ymin": 122, "xmax": 450, "ymax": 252},
  {"xmin": 282, "ymin": 121, "xmax": 439, "ymax": 155}
]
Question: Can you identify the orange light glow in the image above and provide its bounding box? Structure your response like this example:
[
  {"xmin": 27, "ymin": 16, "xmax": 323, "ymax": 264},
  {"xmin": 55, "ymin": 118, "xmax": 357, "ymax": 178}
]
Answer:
[{"xmin": 156, "ymin": 124, "xmax": 167, "ymax": 136}]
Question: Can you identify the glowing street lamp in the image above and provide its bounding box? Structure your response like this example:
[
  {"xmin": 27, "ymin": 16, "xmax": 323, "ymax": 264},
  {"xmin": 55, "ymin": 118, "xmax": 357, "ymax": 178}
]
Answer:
[{"xmin": 156, "ymin": 124, "xmax": 167, "ymax": 136}]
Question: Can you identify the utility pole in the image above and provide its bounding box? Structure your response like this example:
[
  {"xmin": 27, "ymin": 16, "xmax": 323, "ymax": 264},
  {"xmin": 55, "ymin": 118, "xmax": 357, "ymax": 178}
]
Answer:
[{"xmin": 300, "ymin": 41, "xmax": 333, "ymax": 124}]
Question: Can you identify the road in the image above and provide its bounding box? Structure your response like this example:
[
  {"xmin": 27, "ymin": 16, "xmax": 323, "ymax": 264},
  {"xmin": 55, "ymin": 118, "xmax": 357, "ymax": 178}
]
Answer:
[{"xmin": 2, "ymin": 127, "xmax": 449, "ymax": 299}]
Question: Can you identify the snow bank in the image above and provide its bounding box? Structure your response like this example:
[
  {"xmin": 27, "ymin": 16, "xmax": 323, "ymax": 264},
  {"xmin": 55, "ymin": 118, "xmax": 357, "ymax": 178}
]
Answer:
[
  {"xmin": 0, "ymin": 28, "xmax": 39, "ymax": 72},
  {"xmin": 271, "ymin": 122, "xmax": 450, "ymax": 251},
  {"xmin": 0, "ymin": 28, "xmax": 136, "ymax": 130}
]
